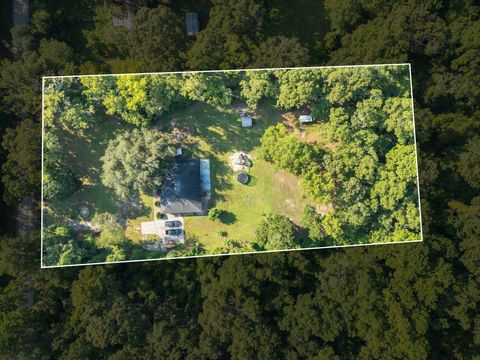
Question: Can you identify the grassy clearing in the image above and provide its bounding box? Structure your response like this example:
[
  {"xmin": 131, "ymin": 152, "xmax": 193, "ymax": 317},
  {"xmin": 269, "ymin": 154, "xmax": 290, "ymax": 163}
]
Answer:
[
  {"xmin": 169, "ymin": 101, "xmax": 311, "ymax": 248},
  {"xmin": 124, "ymin": 192, "xmax": 154, "ymax": 243},
  {"xmin": 44, "ymin": 117, "xmax": 154, "ymax": 238},
  {"xmin": 45, "ymin": 100, "xmax": 318, "ymax": 250}
]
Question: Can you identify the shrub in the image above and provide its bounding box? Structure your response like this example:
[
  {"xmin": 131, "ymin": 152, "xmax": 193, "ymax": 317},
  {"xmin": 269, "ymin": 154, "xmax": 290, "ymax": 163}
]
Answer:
[
  {"xmin": 218, "ymin": 230, "xmax": 228, "ymax": 237},
  {"xmin": 155, "ymin": 200, "xmax": 161, "ymax": 207},
  {"xmin": 208, "ymin": 208, "xmax": 223, "ymax": 221},
  {"xmin": 156, "ymin": 212, "xmax": 162, "ymax": 219},
  {"xmin": 223, "ymin": 239, "xmax": 240, "ymax": 248}
]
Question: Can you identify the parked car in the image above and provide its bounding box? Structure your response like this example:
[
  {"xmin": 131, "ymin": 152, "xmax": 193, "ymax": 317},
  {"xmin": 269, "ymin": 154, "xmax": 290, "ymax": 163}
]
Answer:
[
  {"xmin": 164, "ymin": 220, "xmax": 182, "ymax": 228},
  {"xmin": 165, "ymin": 229, "xmax": 182, "ymax": 236}
]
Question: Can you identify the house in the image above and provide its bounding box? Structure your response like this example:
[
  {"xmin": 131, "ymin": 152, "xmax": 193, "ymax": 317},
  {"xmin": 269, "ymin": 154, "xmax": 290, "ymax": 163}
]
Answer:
[
  {"xmin": 299, "ymin": 114, "xmax": 313, "ymax": 124},
  {"xmin": 159, "ymin": 159, "xmax": 210, "ymax": 216},
  {"xmin": 241, "ymin": 115, "xmax": 253, "ymax": 127},
  {"xmin": 186, "ymin": 12, "xmax": 199, "ymax": 37}
]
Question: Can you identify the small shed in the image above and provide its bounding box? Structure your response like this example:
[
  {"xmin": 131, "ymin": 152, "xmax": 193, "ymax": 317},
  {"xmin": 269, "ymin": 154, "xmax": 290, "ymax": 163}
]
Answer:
[
  {"xmin": 186, "ymin": 12, "xmax": 199, "ymax": 37},
  {"xmin": 299, "ymin": 115, "xmax": 313, "ymax": 124},
  {"xmin": 241, "ymin": 116, "xmax": 253, "ymax": 128}
]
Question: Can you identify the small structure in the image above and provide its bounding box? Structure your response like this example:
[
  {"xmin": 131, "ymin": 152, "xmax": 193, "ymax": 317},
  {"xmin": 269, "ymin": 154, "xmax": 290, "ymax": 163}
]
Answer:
[
  {"xmin": 175, "ymin": 148, "xmax": 183, "ymax": 157},
  {"xmin": 241, "ymin": 115, "xmax": 253, "ymax": 128},
  {"xmin": 299, "ymin": 114, "xmax": 313, "ymax": 124},
  {"xmin": 186, "ymin": 12, "xmax": 199, "ymax": 37},
  {"xmin": 237, "ymin": 172, "xmax": 250, "ymax": 185}
]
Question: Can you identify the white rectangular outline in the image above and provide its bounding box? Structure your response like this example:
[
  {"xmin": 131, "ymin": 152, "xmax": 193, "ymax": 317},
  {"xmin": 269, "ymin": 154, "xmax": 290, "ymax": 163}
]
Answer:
[{"xmin": 40, "ymin": 63, "xmax": 423, "ymax": 269}]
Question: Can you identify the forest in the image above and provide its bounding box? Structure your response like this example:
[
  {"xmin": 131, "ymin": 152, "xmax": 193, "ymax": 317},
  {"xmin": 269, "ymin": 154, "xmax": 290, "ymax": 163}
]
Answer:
[
  {"xmin": 42, "ymin": 66, "xmax": 419, "ymax": 266},
  {"xmin": 0, "ymin": 0, "xmax": 479, "ymax": 358}
]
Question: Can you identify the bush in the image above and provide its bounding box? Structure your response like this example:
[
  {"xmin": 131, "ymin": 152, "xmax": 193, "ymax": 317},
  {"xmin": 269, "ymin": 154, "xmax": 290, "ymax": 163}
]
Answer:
[
  {"xmin": 218, "ymin": 230, "xmax": 228, "ymax": 237},
  {"xmin": 208, "ymin": 208, "xmax": 223, "ymax": 221},
  {"xmin": 155, "ymin": 200, "xmax": 161, "ymax": 207},
  {"xmin": 156, "ymin": 212, "xmax": 162, "ymax": 219}
]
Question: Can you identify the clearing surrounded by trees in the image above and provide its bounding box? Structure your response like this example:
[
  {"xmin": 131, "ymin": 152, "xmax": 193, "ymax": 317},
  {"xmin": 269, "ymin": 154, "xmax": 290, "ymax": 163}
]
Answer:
[{"xmin": 41, "ymin": 65, "xmax": 421, "ymax": 267}]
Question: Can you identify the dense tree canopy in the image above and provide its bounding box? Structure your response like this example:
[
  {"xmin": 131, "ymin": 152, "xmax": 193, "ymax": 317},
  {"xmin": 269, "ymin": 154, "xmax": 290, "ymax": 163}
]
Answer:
[
  {"xmin": 255, "ymin": 214, "xmax": 299, "ymax": 250},
  {"xmin": 127, "ymin": 6, "xmax": 187, "ymax": 72},
  {"xmin": 42, "ymin": 132, "xmax": 80, "ymax": 201},
  {"xmin": 1, "ymin": 119, "xmax": 41, "ymax": 204},
  {"xmin": 0, "ymin": 0, "xmax": 479, "ymax": 359},
  {"xmin": 81, "ymin": 74, "xmax": 185, "ymax": 127},
  {"xmin": 101, "ymin": 128, "xmax": 174, "ymax": 198}
]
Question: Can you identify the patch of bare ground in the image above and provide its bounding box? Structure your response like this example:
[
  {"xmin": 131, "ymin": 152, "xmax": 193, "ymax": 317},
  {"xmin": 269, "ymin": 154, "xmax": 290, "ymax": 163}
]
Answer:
[
  {"xmin": 316, "ymin": 203, "xmax": 333, "ymax": 216},
  {"xmin": 273, "ymin": 169, "xmax": 304, "ymax": 222}
]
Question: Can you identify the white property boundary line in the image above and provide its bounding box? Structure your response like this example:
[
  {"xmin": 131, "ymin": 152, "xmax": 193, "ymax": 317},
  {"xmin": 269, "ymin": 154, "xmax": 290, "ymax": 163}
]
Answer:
[
  {"xmin": 408, "ymin": 64, "xmax": 424, "ymax": 244},
  {"xmin": 42, "ymin": 240, "xmax": 424, "ymax": 269},
  {"xmin": 40, "ymin": 63, "xmax": 423, "ymax": 269}
]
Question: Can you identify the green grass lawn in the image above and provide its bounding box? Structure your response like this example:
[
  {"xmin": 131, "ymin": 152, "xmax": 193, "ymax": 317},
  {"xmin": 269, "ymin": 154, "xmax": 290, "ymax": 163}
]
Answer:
[
  {"xmin": 124, "ymin": 192, "xmax": 154, "ymax": 243},
  {"xmin": 44, "ymin": 100, "xmax": 315, "ymax": 250},
  {"xmin": 169, "ymin": 101, "xmax": 311, "ymax": 248},
  {"xmin": 43, "ymin": 117, "xmax": 153, "ymax": 241}
]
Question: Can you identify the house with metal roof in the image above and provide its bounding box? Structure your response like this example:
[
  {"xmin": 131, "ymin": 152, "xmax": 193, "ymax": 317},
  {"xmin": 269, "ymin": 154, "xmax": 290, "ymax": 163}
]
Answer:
[{"xmin": 159, "ymin": 159, "xmax": 209, "ymax": 215}]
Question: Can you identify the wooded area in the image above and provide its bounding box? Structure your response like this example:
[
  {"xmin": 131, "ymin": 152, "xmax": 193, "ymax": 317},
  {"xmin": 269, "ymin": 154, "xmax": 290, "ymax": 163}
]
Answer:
[{"xmin": 0, "ymin": 0, "xmax": 479, "ymax": 358}]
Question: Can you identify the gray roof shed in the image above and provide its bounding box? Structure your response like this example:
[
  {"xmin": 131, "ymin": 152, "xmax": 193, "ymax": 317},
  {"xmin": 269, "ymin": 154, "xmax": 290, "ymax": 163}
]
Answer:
[{"xmin": 186, "ymin": 12, "xmax": 199, "ymax": 36}]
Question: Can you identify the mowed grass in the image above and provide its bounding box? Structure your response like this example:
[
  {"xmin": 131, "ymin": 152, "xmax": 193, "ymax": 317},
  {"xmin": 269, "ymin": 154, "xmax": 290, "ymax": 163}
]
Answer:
[
  {"xmin": 169, "ymin": 102, "xmax": 310, "ymax": 248},
  {"xmin": 124, "ymin": 192, "xmax": 154, "ymax": 242},
  {"xmin": 43, "ymin": 117, "xmax": 154, "ymax": 240},
  {"xmin": 44, "ymin": 101, "xmax": 314, "ymax": 249},
  {"xmin": 185, "ymin": 160, "xmax": 306, "ymax": 248}
]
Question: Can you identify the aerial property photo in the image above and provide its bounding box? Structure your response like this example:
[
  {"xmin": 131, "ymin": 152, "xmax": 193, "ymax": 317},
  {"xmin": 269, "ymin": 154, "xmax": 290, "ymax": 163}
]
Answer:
[{"xmin": 41, "ymin": 65, "xmax": 422, "ymax": 267}]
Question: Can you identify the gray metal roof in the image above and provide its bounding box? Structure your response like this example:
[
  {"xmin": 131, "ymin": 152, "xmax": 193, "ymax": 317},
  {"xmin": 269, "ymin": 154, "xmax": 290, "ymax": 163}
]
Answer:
[
  {"xmin": 159, "ymin": 159, "xmax": 203, "ymax": 214},
  {"xmin": 186, "ymin": 12, "xmax": 199, "ymax": 35}
]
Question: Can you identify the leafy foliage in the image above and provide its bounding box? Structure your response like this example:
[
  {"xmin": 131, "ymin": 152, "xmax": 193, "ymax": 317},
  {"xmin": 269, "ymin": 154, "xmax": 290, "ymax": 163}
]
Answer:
[
  {"xmin": 42, "ymin": 132, "xmax": 80, "ymax": 201},
  {"xmin": 101, "ymin": 128, "xmax": 174, "ymax": 198},
  {"xmin": 1, "ymin": 119, "xmax": 41, "ymax": 204},
  {"xmin": 208, "ymin": 207, "xmax": 223, "ymax": 221},
  {"xmin": 259, "ymin": 123, "xmax": 323, "ymax": 176},
  {"xmin": 0, "ymin": 1, "xmax": 479, "ymax": 359},
  {"xmin": 255, "ymin": 214, "xmax": 299, "ymax": 250}
]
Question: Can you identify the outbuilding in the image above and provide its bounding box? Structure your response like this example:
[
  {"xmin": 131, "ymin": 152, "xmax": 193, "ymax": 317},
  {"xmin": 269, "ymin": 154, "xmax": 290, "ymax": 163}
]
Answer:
[
  {"xmin": 241, "ymin": 116, "xmax": 253, "ymax": 127},
  {"xmin": 186, "ymin": 12, "xmax": 199, "ymax": 37},
  {"xmin": 299, "ymin": 114, "xmax": 313, "ymax": 124}
]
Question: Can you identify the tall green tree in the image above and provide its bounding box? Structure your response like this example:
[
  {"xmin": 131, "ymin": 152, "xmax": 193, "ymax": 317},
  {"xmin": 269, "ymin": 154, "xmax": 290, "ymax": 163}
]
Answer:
[
  {"xmin": 255, "ymin": 214, "xmax": 299, "ymax": 250},
  {"xmin": 127, "ymin": 6, "xmax": 186, "ymax": 72},
  {"xmin": 101, "ymin": 128, "xmax": 174, "ymax": 198},
  {"xmin": 1, "ymin": 119, "xmax": 41, "ymax": 204}
]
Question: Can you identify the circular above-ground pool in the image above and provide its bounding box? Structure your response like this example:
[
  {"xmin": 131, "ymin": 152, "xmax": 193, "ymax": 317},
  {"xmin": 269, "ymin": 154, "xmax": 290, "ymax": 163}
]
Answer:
[{"xmin": 237, "ymin": 172, "xmax": 249, "ymax": 185}]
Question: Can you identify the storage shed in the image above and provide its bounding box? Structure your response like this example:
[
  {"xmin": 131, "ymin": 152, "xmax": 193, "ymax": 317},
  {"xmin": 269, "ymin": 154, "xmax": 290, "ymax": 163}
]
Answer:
[
  {"xmin": 299, "ymin": 115, "xmax": 313, "ymax": 124},
  {"xmin": 186, "ymin": 12, "xmax": 199, "ymax": 37},
  {"xmin": 241, "ymin": 116, "xmax": 253, "ymax": 127}
]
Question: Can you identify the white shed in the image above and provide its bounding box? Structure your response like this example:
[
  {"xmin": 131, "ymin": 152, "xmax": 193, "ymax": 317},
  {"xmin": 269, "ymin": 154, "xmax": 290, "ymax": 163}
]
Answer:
[
  {"xmin": 241, "ymin": 116, "xmax": 253, "ymax": 127},
  {"xmin": 299, "ymin": 115, "xmax": 313, "ymax": 124}
]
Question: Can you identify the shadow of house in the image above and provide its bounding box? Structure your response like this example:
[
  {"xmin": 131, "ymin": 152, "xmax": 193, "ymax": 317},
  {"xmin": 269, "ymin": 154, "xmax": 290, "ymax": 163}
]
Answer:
[{"xmin": 159, "ymin": 159, "xmax": 210, "ymax": 216}]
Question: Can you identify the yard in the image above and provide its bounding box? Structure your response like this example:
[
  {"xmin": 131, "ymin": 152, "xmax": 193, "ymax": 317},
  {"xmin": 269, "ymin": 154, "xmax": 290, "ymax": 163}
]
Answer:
[
  {"xmin": 44, "ymin": 100, "xmax": 324, "ymax": 249},
  {"xmin": 167, "ymin": 101, "xmax": 316, "ymax": 248},
  {"xmin": 43, "ymin": 116, "xmax": 154, "ymax": 243}
]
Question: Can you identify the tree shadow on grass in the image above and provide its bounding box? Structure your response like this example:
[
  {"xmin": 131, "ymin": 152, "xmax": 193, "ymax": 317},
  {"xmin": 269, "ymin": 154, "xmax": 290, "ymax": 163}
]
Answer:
[
  {"xmin": 173, "ymin": 102, "xmax": 277, "ymax": 154},
  {"xmin": 117, "ymin": 195, "xmax": 151, "ymax": 225},
  {"xmin": 219, "ymin": 210, "xmax": 237, "ymax": 225}
]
